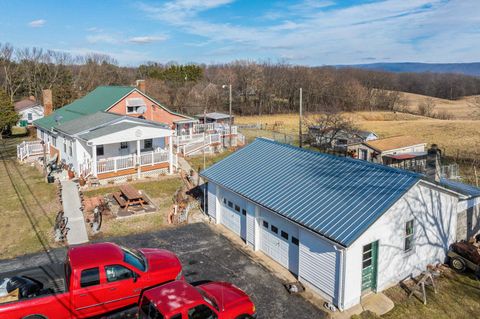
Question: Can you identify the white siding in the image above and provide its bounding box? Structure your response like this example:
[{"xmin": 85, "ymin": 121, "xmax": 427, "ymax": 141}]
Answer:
[
  {"xmin": 245, "ymin": 201, "xmax": 256, "ymax": 247},
  {"xmin": 18, "ymin": 105, "xmax": 44, "ymax": 124},
  {"xmin": 299, "ymin": 228, "xmax": 340, "ymax": 303},
  {"xmin": 342, "ymin": 182, "xmax": 458, "ymax": 309},
  {"xmin": 207, "ymin": 182, "xmax": 217, "ymax": 220}
]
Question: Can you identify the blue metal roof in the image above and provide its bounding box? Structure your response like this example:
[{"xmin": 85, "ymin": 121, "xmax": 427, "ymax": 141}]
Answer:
[
  {"xmin": 201, "ymin": 138, "xmax": 421, "ymax": 247},
  {"xmin": 440, "ymin": 178, "xmax": 480, "ymax": 198}
]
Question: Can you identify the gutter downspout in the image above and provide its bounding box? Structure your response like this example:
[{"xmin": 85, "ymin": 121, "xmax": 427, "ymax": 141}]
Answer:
[{"xmin": 334, "ymin": 245, "xmax": 346, "ymax": 311}]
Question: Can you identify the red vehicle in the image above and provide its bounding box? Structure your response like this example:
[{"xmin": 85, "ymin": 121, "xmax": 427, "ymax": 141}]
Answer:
[
  {"xmin": 138, "ymin": 280, "xmax": 256, "ymax": 319},
  {"xmin": 0, "ymin": 242, "xmax": 183, "ymax": 319}
]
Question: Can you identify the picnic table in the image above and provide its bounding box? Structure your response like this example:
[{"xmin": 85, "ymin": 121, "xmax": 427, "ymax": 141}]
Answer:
[{"xmin": 114, "ymin": 184, "xmax": 147, "ymax": 210}]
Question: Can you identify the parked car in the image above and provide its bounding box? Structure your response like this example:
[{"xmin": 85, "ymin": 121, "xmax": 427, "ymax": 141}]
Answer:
[
  {"xmin": 138, "ymin": 280, "xmax": 256, "ymax": 319},
  {"xmin": 0, "ymin": 242, "xmax": 183, "ymax": 319}
]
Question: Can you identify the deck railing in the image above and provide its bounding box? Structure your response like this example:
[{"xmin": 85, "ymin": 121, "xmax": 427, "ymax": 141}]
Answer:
[
  {"xmin": 17, "ymin": 140, "xmax": 46, "ymax": 160},
  {"xmin": 96, "ymin": 150, "xmax": 169, "ymax": 174}
]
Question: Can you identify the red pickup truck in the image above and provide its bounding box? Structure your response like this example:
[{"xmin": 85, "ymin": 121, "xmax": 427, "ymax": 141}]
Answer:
[
  {"xmin": 0, "ymin": 242, "xmax": 183, "ymax": 319},
  {"xmin": 138, "ymin": 280, "xmax": 256, "ymax": 319}
]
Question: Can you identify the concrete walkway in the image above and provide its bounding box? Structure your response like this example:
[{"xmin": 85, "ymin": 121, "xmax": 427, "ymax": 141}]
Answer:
[{"xmin": 61, "ymin": 180, "xmax": 89, "ymax": 245}]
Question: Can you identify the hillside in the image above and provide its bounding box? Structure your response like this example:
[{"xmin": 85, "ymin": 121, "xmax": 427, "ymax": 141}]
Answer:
[{"xmin": 344, "ymin": 62, "xmax": 480, "ymax": 77}]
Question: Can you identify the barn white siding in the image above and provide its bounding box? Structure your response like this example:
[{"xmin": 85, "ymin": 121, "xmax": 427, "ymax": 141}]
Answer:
[
  {"xmin": 207, "ymin": 182, "xmax": 217, "ymax": 220},
  {"xmin": 299, "ymin": 228, "xmax": 341, "ymax": 303},
  {"xmin": 245, "ymin": 201, "xmax": 256, "ymax": 247},
  {"xmin": 342, "ymin": 182, "xmax": 458, "ymax": 309}
]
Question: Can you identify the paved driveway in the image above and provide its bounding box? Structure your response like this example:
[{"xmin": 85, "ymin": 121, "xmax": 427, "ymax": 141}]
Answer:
[{"xmin": 0, "ymin": 223, "xmax": 327, "ymax": 319}]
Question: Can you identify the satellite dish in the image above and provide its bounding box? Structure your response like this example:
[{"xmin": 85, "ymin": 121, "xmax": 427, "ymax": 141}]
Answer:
[{"xmin": 137, "ymin": 105, "xmax": 147, "ymax": 114}]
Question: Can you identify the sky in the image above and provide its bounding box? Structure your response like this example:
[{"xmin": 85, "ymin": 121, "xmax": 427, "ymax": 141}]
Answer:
[{"xmin": 1, "ymin": 0, "xmax": 479, "ymax": 66}]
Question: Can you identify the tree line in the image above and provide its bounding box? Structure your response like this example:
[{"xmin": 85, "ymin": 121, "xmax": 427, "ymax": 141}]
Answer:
[{"xmin": 2, "ymin": 43, "xmax": 480, "ymax": 116}]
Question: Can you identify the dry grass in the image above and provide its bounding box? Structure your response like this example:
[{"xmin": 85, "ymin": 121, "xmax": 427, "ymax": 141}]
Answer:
[
  {"xmin": 0, "ymin": 137, "xmax": 61, "ymax": 259},
  {"xmin": 83, "ymin": 176, "xmax": 183, "ymax": 238},
  {"xmin": 237, "ymin": 112, "xmax": 480, "ymax": 160}
]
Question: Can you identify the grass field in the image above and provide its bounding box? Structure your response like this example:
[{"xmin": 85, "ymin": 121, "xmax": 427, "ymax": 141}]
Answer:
[
  {"xmin": 0, "ymin": 137, "xmax": 60, "ymax": 259},
  {"xmin": 187, "ymin": 149, "xmax": 236, "ymax": 171},
  {"xmin": 353, "ymin": 271, "xmax": 480, "ymax": 319},
  {"xmin": 83, "ymin": 177, "xmax": 183, "ymax": 238}
]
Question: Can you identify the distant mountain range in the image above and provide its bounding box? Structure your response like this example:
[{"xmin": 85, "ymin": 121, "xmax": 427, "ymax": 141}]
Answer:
[{"xmin": 339, "ymin": 62, "xmax": 480, "ymax": 77}]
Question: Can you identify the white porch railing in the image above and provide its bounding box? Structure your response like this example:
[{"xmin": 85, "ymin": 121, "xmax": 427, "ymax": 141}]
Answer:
[
  {"xmin": 17, "ymin": 140, "xmax": 46, "ymax": 161},
  {"xmin": 96, "ymin": 150, "xmax": 169, "ymax": 174},
  {"xmin": 179, "ymin": 133, "xmax": 221, "ymax": 156},
  {"xmin": 192, "ymin": 123, "xmax": 237, "ymax": 135},
  {"xmin": 173, "ymin": 133, "xmax": 205, "ymax": 146}
]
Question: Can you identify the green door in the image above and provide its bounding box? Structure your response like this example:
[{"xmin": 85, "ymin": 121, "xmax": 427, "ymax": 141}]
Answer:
[{"xmin": 361, "ymin": 241, "xmax": 378, "ymax": 292}]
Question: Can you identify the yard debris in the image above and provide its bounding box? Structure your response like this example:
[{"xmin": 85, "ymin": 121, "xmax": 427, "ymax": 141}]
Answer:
[
  {"xmin": 407, "ymin": 270, "xmax": 437, "ymax": 305},
  {"xmin": 323, "ymin": 301, "xmax": 337, "ymax": 312},
  {"xmin": 285, "ymin": 281, "xmax": 304, "ymax": 294}
]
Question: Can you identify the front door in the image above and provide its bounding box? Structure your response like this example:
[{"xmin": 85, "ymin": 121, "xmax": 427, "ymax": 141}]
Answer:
[{"xmin": 361, "ymin": 241, "xmax": 378, "ymax": 293}]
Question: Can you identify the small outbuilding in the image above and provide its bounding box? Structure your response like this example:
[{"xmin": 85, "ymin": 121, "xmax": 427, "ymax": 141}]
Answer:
[
  {"xmin": 201, "ymin": 138, "xmax": 467, "ymax": 310},
  {"xmin": 195, "ymin": 112, "xmax": 233, "ymax": 124},
  {"xmin": 14, "ymin": 96, "xmax": 44, "ymax": 126}
]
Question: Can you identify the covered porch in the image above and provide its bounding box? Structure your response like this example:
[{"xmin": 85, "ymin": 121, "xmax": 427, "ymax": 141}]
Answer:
[{"xmin": 77, "ymin": 123, "xmax": 176, "ymax": 180}]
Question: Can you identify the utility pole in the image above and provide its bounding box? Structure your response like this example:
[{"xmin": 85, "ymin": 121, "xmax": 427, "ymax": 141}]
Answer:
[
  {"xmin": 229, "ymin": 84, "xmax": 232, "ymax": 148},
  {"xmin": 299, "ymin": 88, "xmax": 303, "ymax": 148}
]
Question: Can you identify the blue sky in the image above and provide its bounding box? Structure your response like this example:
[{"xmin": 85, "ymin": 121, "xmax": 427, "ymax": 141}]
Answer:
[{"xmin": 1, "ymin": 0, "xmax": 479, "ymax": 66}]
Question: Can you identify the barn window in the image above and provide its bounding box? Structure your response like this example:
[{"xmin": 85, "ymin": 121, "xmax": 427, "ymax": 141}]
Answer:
[
  {"xmin": 235, "ymin": 205, "xmax": 240, "ymax": 212},
  {"xmin": 292, "ymin": 237, "xmax": 299, "ymax": 245},
  {"xmin": 271, "ymin": 225, "xmax": 278, "ymax": 234},
  {"xmin": 228, "ymin": 201, "xmax": 233, "ymax": 208},
  {"xmin": 263, "ymin": 221, "xmax": 268, "ymax": 228},
  {"xmin": 281, "ymin": 231, "xmax": 288, "ymax": 240},
  {"xmin": 223, "ymin": 198, "xmax": 227, "ymax": 205},
  {"xmin": 404, "ymin": 220, "xmax": 414, "ymax": 252},
  {"xmin": 242, "ymin": 209, "xmax": 246, "ymax": 216}
]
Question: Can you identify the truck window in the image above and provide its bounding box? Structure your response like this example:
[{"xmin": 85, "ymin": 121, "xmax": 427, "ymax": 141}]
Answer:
[
  {"xmin": 122, "ymin": 247, "xmax": 146, "ymax": 271},
  {"xmin": 188, "ymin": 304, "xmax": 217, "ymax": 319},
  {"xmin": 105, "ymin": 265, "xmax": 134, "ymax": 282},
  {"xmin": 171, "ymin": 315, "xmax": 182, "ymax": 319},
  {"xmin": 80, "ymin": 268, "xmax": 100, "ymax": 287},
  {"xmin": 139, "ymin": 297, "xmax": 164, "ymax": 319}
]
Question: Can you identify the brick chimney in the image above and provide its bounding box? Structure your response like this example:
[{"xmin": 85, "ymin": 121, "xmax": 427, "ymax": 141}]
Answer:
[
  {"xmin": 426, "ymin": 144, "xmax": 441, "ymax": 182},
  {"xmin": 136, "ymin": 79, "xmax": 146, "ymax": 93},
  {"xmin": 42, "ymin": 89, "xmax": 53, "ymax": 116}
]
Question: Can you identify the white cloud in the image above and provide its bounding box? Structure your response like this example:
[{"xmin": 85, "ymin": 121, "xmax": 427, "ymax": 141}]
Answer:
[
  {"xmin": 128, "ymin": 35, "xmax": 168, "ymax": 44},
  {"xmin": 28, "ymin": 19, "xmax": 46, "ymax": 28},
  {"xmin": 137, "ymin": 0, "xmax": 480, "ymax": 64},
  {"xmin": 86, "ymin": 33, "xmax": 120, "ymax": 44}
]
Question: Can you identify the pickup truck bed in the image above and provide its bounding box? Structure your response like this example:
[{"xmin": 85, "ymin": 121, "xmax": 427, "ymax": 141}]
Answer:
[{"xmin": 0, "ymin": 263, "xmax": 67, "ymax": 303}]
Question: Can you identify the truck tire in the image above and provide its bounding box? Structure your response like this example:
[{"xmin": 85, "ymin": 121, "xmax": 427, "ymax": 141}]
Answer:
[
  {"xmin": 235, "ymin": 315, "xmax": 254, "ymax": 319},
  {"xmin": 450, "ymin": 257, "xmax": 466, "ymax": 272},
  {"xmin": 22, "ymin": 316, "xmax": 47, "ymax": 319}
]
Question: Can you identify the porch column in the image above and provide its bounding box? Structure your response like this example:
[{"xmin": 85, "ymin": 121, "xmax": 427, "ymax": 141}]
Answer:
[
  {"xmin": 169, "ymin": 135, "xmax": 173, "ymax": 174},
  {"xmin": 91, "ymin": 144, "xmax": 97, "ymax": 177},
  {"xmin": 137, "ymin": 139, "xmax": 141, "ymax": 178}
]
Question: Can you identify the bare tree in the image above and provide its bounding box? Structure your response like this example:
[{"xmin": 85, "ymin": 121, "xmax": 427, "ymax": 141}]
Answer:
[
  {"xmin": 305, "ymin": 112, "xmax": 358, "ymax": 149},
  {"xmin": 418, "ymin": 97, "xmax": 436, "ymax": 117}
]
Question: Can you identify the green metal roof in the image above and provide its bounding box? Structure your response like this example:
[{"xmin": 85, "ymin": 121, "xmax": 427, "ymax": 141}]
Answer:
[{"xmin": 34, "ymin": 86, "xmax": 134, "ymax": 130}]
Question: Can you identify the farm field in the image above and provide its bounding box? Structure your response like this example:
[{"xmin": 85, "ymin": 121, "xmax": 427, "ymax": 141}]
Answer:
[{"xmin": 236, "ymin": 111, "xmax": 480, "ymax": 160}]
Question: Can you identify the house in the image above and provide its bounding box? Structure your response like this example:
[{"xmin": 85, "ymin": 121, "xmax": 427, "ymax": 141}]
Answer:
[
  {"xmin": 348, "ymin": 135, "xmax": 427, "ymax": 168},
  {"xmin": 201, "ymin": 138, "xmax": 467, "ymax": 310},
  {"xmin": 34, "ymin": 111, "xmax": 174, "ymax": 181},
  {"xmin": 14, "ymin": 96, "xmax": 46, "ymax": 127},
  {"xmin": 308, "ymin": 127, "xmax": 377, "ymax": 150},
  {"xmin": 195, "ymin": 112, "xmax": 234, "ymax": 124},
  {"xmin": 34, "ymin": 82, "xmax": 197, "ymax": 137}
]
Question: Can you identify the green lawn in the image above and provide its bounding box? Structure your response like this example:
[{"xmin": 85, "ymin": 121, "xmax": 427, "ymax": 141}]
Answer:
[
  {"xmin": 0, "ymin": 137, "xmax": 60, "ymax": 259},
  {"xmin": 353, "ymin": 271, "xmax": 480, "ymax": 319}
]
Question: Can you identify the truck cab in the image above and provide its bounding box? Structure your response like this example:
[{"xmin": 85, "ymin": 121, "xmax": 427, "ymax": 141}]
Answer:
[{"xmin": 138, "ymin": 280, "xmax": 256, "ymax": 319}]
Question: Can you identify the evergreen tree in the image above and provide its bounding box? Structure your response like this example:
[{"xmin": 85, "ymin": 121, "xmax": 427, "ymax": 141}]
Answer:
[{"xmin": 0, "ymin": 89, "xmax": 19, "ymax": 138}]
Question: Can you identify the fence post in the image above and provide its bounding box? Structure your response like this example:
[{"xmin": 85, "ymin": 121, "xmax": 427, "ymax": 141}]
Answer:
[
  {"xmin": 114, "ymin": 158, "xmax": 117, "ymax": 172},
  {"xmin": 151, "ymin": 151, "xmax": 154, "ymax": 166}
]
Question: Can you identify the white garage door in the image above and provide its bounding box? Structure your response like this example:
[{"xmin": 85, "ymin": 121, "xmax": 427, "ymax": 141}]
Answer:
[
  {"xmin": 222, "ymin": 206, "xmax": 242, "ymax": 236},
  {"xmin": 260, "ymin": 216, "xmax": 299, "ymax": 275}
]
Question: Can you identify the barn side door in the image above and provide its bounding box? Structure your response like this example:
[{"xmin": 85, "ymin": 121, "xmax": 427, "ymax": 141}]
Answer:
[{"xmin": 361, "ymin": 240, "xmax": 378, "ymax": 293}]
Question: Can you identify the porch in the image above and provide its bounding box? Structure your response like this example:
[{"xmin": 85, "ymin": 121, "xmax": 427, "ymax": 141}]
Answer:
[{"xmin": 17, "ymin": 140, "xmax": 46, "ymax": 161}]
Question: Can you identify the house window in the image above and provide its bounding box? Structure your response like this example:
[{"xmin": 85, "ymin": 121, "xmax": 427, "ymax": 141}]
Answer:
[
  {"xmin": 228, "ymin": 201, "xmax": 233, "ymax": 208},
  {"xmin": 27, "ymin": 113, "xmax": 33, "ymax": 121},
  {"xmin": 52, "ymin": 136, "xmax": 57, "ymax": 147},
  {"xmin": 68, "ymin": 144, "xmax": 72, "ymax": 156},
  {"xmin": 120, "ymin": 142, "xmax": 128, "ymax": 149},
  {"xmin": 242, "ymin": 209, "xmax": 247, "ymax": 216},
  {"xmin": 281, "ymin": 231, "xmax": 289, "ymax": 240},
  {"xmin": 126, "ymin": 98, "xmax": 146, "ymax": 114},
  {"xmin": 404, "ymin": 220, "xmax": 414, "ymax": 252},
  {"xmin": 271, "ymin": 225, "xmax": 278, "ymax": 234},
  {"xmin": 144, "ymin": 139, "xmax": 153, "ymax": 150},
  {"xmin": 63, "ymin": 141, "xmax": 67, "ymax": 153},
  {"xmin": 96, "ymin": 145, "xmax": 104, "ymax": 156},
  {"xmin": 292, "ymin": 237, "xmax": 299, "ymax": 246},
  {"xmin": 234, "ymin": 205, "xmax": 240, "ymax": 212},
  {"xmin": 263, "ymin": 221, "xmax": 269, "ymax": 228}
]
